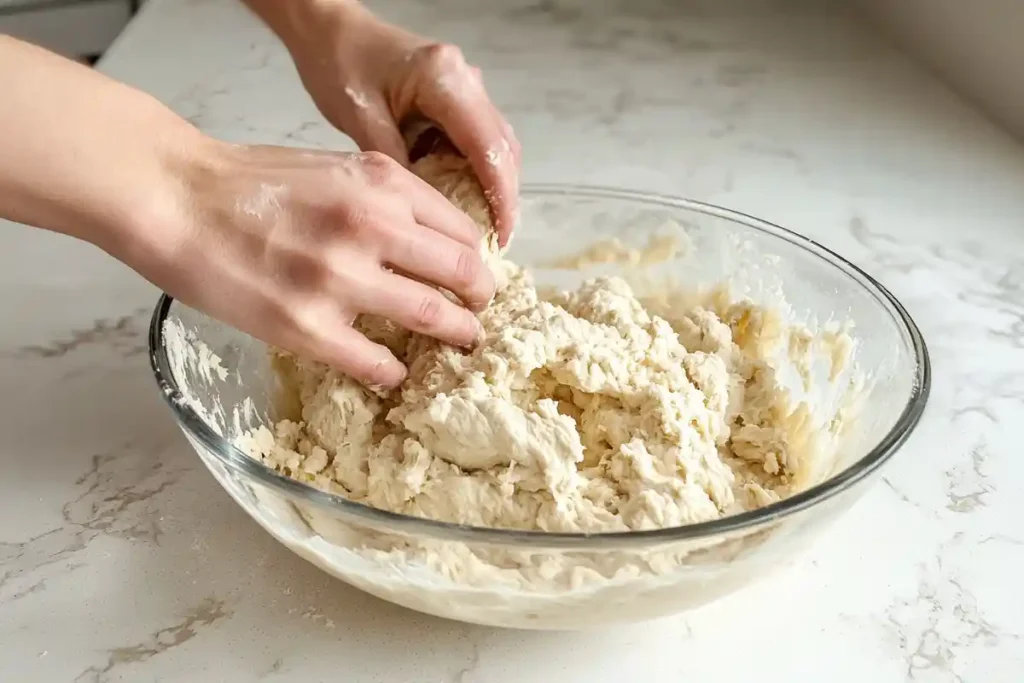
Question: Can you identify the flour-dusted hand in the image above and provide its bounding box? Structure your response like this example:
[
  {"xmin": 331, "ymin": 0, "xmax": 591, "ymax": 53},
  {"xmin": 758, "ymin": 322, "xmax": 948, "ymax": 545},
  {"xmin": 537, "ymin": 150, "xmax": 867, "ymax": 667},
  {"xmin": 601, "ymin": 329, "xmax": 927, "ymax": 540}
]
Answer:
[
  {"xmin": 0, "ymin": 29, "xmax": 497, "ymax": 392},
  {"xmin": 150, "ymin": 144, "xmax": 494, "ymax": 388},
  {"xmin": 244, "ymin": 0, "xmax": 521, "ymax": 246}
]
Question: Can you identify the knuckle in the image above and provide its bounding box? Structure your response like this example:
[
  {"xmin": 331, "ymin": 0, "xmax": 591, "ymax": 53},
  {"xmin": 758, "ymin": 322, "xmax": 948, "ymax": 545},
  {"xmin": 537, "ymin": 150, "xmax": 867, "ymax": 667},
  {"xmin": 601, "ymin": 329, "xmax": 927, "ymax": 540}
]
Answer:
[
  {"xmin": 326, "ymin": 161, "xmax": 356, "ymax": 189},
  {"xmin": 453, "ymin": 248, "xmax": 482, "ymax": 288},
  {"xmin": 359, "ymin": 151, "xmax": 398, "ymax": 185},
  {"xmin": 420, "ymin": 42, "xmax": 466, "ymax": 69},
  {"xmin": 414, "ymin": 294, "xmax": 444, "ymax": 330}
]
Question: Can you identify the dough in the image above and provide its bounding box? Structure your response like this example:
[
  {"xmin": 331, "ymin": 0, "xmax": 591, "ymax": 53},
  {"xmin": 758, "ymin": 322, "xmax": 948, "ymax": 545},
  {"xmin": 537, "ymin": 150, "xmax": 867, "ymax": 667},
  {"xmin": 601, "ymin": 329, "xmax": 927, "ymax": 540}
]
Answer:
[
  {"xmin": 242, "ymin": 141, "xmax": 827, "ymax": 535},
  {"xmin": 546, "ymin": 233, "xmax": 688, "ymax": 270}
]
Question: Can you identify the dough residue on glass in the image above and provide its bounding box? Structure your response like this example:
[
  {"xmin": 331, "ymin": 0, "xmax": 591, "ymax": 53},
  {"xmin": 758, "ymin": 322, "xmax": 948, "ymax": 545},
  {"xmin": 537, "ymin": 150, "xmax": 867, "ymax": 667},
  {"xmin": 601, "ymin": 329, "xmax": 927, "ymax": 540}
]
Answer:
[
  {"xmin": 546, "ymin": 232, "xmax": 689, "ymax": 270},
  {"xmin": 240, "ymin": 150, "xmax": 850, "ymax": 536}
]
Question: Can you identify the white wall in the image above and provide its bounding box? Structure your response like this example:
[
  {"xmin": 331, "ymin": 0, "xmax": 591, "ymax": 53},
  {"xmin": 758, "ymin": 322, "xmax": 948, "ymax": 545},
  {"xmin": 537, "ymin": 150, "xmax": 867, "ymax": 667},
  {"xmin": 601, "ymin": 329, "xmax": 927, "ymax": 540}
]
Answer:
[{"xmin": 855, "ymin": 0, "xmax": 1024, "ymax": 140}]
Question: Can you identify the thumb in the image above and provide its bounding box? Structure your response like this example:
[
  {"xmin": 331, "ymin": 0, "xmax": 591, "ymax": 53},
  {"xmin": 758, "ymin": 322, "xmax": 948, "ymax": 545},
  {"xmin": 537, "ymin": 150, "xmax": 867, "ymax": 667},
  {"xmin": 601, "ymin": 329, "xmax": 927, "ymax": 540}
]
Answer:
[{"xmin": 341, "ymin": 87, "xmax": 410, "ymax": 167}]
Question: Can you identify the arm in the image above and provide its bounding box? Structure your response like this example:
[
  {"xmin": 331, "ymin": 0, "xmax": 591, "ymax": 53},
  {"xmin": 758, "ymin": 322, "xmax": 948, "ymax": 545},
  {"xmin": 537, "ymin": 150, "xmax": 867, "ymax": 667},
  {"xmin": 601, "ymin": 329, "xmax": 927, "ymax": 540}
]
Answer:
[
  {"xmin": 0, "ymin": 35, "xmax": 493, "ymax": 388},
  {"xmin": 0, "ymin": 35, "xmax": 199, "ymax": 266},
  {"xmin": 240, "ymin": 0, "xmax": 355, "ymax": 45}
]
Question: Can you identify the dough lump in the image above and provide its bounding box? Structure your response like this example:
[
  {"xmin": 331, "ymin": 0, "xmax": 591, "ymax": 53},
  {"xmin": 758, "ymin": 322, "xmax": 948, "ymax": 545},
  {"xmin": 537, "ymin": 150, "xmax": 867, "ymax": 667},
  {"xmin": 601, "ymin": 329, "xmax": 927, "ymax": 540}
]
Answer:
[{"xmin": 244, "ymin": 144, "xmax": 820, "ymax": 534}]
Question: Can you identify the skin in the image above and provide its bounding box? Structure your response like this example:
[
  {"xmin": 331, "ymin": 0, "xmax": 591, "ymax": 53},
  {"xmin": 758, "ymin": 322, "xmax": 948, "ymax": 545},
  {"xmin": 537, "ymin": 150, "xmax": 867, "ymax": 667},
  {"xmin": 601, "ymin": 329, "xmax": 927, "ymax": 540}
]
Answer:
[
  {"xmin": 0, "ymin": 1, "xmax": 519, "ymax": 389},
  {"xmin": 243, "ymin": 0, "xmax": 522, "ymax": 235}
]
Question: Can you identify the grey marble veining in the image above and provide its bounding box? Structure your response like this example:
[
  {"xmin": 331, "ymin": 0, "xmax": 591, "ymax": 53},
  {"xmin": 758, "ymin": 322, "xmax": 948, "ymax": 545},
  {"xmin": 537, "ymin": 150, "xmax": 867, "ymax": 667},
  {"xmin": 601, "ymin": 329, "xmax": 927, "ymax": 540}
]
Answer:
[{"xmin": 2, "ymin": 0, "xmax": 1023, "ymax": 680}]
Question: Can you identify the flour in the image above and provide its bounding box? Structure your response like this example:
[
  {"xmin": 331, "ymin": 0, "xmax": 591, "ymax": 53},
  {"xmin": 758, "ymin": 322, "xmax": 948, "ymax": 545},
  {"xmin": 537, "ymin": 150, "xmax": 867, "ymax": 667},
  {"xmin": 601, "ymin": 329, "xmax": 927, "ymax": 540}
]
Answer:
[
  {"xmin": 235, "ymin": 182, "xmax": 284, "ymax": 221},
  {"xmin": 162, "ymin": 319, "xmax": 229, "ymax": 436},
  {"xmin": 343, "ymin": 86, "xmax": 371, "ymax": 109}
]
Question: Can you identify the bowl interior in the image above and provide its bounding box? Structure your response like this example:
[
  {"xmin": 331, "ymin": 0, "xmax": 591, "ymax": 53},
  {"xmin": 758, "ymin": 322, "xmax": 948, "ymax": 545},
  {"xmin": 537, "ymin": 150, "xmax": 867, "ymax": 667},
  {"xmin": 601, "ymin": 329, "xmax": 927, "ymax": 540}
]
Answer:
[{"xmin": 153, "ymin": 185, "xmax": 927, "ymax": 545}]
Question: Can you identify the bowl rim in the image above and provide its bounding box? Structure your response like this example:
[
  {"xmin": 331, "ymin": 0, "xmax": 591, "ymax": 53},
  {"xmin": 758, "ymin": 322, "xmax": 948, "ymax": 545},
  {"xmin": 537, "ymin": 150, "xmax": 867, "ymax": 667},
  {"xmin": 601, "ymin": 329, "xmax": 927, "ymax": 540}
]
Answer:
[{"xmin": 149, "ymin": 184, "xmax": 931, "ymax": 550}]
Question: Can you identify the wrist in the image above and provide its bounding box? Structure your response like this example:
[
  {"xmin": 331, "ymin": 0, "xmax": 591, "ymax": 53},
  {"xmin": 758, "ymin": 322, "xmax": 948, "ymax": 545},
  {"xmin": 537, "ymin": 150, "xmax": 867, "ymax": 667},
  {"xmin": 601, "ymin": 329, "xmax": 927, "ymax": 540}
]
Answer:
[
  {"xmin": 247, "ymin": 0, "xmax": 372, "ymax": 52},
  {"xmin": 101, "ymin": 124, "xmax": 221, "ymax": 282}
]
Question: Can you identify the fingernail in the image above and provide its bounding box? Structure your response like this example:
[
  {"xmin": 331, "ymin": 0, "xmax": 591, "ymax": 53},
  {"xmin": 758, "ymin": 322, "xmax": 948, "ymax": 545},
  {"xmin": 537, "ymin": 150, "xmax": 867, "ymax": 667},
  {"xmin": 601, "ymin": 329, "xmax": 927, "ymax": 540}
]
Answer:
[
  {"xmin": 371, "ymin": 359, "xmax": 407, "ymax": 391},
  {"xmin": 459, "ymin": 318, "xmax": 485, "ymax": 349}
]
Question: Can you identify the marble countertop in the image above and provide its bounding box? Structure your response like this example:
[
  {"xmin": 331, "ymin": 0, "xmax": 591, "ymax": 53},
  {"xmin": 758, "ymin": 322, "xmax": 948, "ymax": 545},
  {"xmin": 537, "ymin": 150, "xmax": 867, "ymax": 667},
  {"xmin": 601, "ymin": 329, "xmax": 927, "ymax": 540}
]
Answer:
[{"xmin": 2, "ymin": 0, "xmax": 1022, "ymax": 680}]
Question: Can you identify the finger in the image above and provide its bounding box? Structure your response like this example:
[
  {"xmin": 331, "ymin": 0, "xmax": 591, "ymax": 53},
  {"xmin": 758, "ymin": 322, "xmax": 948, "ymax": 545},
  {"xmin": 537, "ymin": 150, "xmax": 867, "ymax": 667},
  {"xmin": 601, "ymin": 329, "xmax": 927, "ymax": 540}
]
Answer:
[
  {"xmin": 356, "ymin": 271, "xmax": 483, "ymax": 349},
  {"xmin": 341, "ymin": 87, "xmax": 411, "ymax": 167},
  {"xmin": 401, "ymin": 172, "xmax": 489, "ymax": 249},
  {"xmin": 382, "ymin": 221, "xmax": 495, "ymax": 310},
  {"xmin": 501, "ymin": 117, "xmax": 522, "ymax": 169},
  {"xmin": 350, "ymin": 148, "xmax": 483, "ymax": 250},
  {"xmin": 416, "ymin": 78, "xmax": 520, "ymax": 246},
  {"xmin": 466, "ymin": 66, "xmax": 521, "ymax": 171},
  {"xmin": 297, "ymin": 324, "xmax": 407, "ymax": 389}
]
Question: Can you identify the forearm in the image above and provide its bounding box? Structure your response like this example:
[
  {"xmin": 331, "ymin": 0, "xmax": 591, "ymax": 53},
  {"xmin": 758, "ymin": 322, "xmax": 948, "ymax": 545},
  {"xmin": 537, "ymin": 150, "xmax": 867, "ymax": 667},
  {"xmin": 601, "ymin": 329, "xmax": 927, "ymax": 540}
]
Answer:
[
  {"xmin": 240, "ymin": 0, "xmax": 370, "ymax": 51},
  {"xmin": 0, "ymin": 35, "xmax": 203, "ymax": 263}
]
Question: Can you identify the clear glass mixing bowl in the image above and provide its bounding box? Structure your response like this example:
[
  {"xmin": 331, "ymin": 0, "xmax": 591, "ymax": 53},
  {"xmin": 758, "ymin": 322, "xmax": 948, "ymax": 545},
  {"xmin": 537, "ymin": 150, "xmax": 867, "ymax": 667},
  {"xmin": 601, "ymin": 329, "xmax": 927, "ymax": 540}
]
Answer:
[{"xmin": 149, "ymin": 185, "xmax": 929, "ymax": 630}]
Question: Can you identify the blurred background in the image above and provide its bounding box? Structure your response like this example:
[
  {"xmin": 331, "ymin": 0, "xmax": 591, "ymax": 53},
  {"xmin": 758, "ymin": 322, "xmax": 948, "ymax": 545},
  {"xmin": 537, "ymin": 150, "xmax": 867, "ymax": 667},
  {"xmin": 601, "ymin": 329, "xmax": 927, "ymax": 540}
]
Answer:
[
  {"xmin": 0, "ymin": 0, "xmax": 142, "ymax": 64},
  {"xmin": 3, "ymin": 0, "xmax": 1023, "ymax": 139}
]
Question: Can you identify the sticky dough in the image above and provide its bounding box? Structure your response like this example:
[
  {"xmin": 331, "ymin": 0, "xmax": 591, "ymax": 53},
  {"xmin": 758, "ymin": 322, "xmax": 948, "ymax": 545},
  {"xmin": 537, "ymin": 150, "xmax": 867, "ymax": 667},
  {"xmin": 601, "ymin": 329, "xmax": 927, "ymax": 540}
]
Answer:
[{"xmin": 242, "ymin": 144, "xmax": 827, "ymax": 534}]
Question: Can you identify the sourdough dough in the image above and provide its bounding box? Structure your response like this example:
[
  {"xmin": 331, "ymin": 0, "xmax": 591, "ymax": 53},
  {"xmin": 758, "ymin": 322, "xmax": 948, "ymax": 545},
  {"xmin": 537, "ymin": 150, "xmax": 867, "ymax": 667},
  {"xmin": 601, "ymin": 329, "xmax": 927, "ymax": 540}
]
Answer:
[{"xmin": 241, "ymin": 149, "xmax": 829, "ymax": 535}]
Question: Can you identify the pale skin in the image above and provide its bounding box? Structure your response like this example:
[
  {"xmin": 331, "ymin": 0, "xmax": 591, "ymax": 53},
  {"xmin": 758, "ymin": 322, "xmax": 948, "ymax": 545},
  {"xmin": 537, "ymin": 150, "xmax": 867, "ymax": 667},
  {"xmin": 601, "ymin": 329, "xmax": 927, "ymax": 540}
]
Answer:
[{"xmin": 0, "ymin": 0, "xmax": 520, "ymax": 389}]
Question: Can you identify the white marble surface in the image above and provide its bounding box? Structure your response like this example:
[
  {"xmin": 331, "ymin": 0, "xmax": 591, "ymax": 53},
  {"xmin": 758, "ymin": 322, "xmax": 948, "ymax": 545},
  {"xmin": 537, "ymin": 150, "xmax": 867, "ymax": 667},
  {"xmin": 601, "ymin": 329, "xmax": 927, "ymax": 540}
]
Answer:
[{"xmin": 2, "ymin": 0, "xmax": 1022, "ymax": 680}]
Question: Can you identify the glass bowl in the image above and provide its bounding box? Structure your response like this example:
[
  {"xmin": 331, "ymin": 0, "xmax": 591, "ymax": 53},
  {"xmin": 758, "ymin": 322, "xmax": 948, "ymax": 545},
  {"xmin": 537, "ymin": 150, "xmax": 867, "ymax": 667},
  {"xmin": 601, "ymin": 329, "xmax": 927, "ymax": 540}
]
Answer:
[{"xmin": 149, "ymin": 185, "xmax": 929, "ymax": 630}]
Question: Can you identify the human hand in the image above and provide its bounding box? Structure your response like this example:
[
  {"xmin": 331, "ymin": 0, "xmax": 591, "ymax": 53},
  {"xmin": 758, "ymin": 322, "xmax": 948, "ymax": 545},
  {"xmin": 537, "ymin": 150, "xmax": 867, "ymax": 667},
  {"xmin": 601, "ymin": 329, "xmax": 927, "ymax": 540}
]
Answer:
[
  {"xmin": 138, "ymin": 141, "xmax": 495, "ymax": 389},
  {"xmin": 0, "ymin": 32, "xmax": 493, "ymax": 390},
  {"xmin": 279, "ymin": 1, "xmax": 521, "ymax": 246}
]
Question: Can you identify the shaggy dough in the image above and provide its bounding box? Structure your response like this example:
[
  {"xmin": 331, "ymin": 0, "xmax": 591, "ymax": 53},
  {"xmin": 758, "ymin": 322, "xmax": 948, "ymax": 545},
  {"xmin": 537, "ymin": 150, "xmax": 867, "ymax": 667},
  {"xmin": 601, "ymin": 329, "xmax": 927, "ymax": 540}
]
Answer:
[{"xmin": 242, "ymin": 143, "xmax": 825, "ymax": 535}]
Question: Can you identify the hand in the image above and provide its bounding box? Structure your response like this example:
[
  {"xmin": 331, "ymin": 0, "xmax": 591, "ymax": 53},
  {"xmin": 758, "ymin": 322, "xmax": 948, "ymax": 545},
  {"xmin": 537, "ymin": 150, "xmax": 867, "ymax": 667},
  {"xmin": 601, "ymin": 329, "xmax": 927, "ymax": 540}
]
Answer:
[
  {"xmin": 282, "ymin": 2, "xmax": 521, "ymax": 245},
  {"xmin": 0, "ymin": 33, "xmax": 492, "ymax": 390},
  {"xmin": 141, "ymin": 141, "xmax": 495, "ymax": 389}
]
